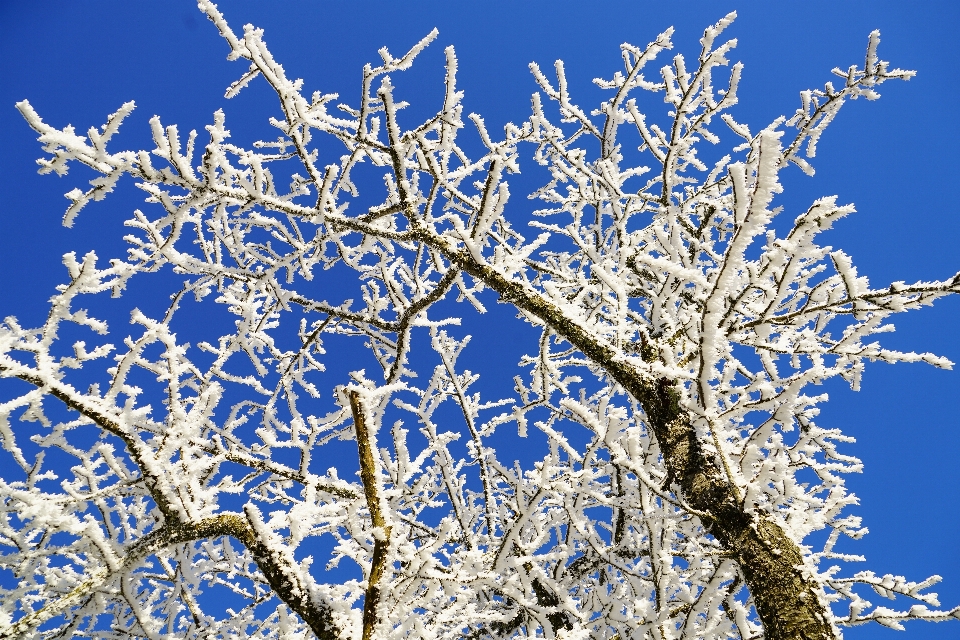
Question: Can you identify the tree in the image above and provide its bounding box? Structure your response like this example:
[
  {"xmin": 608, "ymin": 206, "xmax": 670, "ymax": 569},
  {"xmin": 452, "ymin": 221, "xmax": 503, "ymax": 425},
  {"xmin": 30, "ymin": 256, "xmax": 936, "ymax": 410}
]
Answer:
[{"xmin": 1, "ymin": 2, "xmax": 958, "ymax": 639}]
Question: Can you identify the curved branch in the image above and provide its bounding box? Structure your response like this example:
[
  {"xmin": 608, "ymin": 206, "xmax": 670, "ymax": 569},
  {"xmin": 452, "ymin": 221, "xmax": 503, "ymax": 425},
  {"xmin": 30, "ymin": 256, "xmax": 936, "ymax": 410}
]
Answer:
[
  {"xmin": 0, "ymin": 514, "xmax": 342, "ymax": 640},
  {"xmin": 0, "ymin": 362, "xmax": 345, "ymax": 640}
]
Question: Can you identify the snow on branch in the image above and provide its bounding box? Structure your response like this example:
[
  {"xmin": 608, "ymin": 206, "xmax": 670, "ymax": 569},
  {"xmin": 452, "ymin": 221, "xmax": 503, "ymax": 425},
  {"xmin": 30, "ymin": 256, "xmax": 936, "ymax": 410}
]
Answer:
[{"xmin": 3, "ymin": 5, "xmax": 957, "ymax": 640}]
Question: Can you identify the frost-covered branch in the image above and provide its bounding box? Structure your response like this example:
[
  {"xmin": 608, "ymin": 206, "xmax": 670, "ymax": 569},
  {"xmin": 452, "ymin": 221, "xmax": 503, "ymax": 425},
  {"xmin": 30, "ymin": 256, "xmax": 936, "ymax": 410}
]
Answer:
[{"xmin": 3, "ymin": 4, "xmax": 957, "ymax": 639}]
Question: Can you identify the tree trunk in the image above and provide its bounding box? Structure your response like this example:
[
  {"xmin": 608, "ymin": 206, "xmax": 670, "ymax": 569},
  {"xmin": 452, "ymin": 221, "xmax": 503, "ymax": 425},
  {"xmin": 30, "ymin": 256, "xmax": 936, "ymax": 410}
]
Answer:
[
  {"xmin": 448, "ymin": 252, "xmax": 838, "ymax": 640},
  {"xmin": 640, "ymin": 378, "xmax": 835, "ymax": 640}
]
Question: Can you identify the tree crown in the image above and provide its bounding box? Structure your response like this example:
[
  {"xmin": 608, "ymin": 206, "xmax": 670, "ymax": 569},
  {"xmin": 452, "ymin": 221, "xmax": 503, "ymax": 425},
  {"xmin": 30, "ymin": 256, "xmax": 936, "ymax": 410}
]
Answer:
[{"xmin": 1, "ymin": 4, "xmax": 958, "ymax": 639}]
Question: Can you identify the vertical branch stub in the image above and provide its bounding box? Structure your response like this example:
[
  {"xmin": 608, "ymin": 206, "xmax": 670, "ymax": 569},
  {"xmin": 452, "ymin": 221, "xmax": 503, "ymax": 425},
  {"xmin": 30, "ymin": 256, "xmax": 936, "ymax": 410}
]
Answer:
[{"xmin": 349, "ymin": 390, "xmax": 393, "ymax": 640}]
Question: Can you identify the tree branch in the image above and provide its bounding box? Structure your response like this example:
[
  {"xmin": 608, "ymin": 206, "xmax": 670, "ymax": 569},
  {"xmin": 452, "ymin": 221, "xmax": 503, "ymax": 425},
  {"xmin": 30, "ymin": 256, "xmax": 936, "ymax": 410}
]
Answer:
[{"xmin": 349, "ymin": 390, "xmax": 392, "ymax": 640}]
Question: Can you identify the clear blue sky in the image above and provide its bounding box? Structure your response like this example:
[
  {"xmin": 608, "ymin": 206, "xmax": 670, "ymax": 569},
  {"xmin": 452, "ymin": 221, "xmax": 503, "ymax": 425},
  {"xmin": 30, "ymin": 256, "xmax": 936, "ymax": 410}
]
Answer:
[{"xmin": 1, "ymin": 1, "xmax": 958, "ymax": 637}]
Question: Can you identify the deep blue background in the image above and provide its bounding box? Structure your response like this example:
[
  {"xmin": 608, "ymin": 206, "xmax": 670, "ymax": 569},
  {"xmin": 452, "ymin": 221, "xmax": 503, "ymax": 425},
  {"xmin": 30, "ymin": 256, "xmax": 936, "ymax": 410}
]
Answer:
[{"xmin": 1, "ymin": 1, "xmax": 957, "ymax": 637}]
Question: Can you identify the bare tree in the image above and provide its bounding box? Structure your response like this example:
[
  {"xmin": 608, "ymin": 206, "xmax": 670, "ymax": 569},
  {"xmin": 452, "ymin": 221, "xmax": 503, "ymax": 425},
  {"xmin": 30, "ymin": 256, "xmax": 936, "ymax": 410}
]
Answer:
[{"xmin": 1, "ymin": 3, "xmax": 958, "ymax": 639}]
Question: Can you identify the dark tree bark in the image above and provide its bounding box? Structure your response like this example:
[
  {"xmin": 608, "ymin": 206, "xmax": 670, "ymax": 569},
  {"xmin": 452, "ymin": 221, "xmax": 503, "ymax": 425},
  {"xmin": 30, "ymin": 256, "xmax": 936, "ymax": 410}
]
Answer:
[{"xmin": 439, "ymin": 246, "xmax": 837, "ymax": 640}]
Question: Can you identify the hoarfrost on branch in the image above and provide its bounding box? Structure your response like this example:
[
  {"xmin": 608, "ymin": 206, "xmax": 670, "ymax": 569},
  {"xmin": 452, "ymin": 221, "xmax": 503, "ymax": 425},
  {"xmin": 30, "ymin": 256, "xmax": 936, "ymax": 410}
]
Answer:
[{"xmin": 1, "ymin": 4, "xmax": 958, "ymax": 639}]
